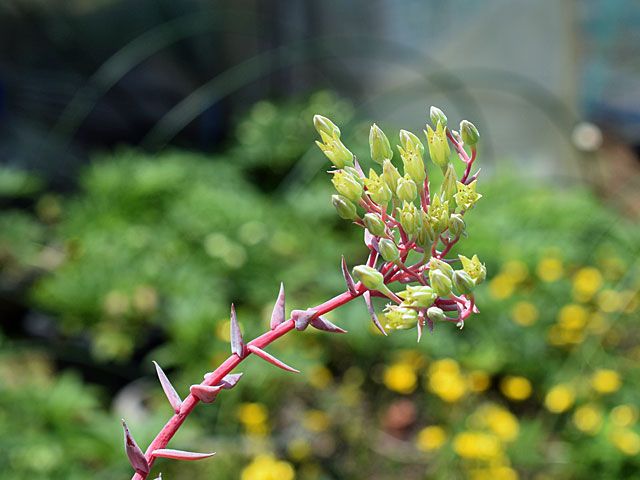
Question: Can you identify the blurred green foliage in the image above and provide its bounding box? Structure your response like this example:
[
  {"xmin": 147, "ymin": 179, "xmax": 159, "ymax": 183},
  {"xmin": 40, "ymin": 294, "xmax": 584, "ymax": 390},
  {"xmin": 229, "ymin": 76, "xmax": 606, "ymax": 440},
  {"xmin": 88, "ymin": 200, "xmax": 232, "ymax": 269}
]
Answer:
[{"xmin": 0, "ymin": 93, "xmax": 639, "ymax": 479}]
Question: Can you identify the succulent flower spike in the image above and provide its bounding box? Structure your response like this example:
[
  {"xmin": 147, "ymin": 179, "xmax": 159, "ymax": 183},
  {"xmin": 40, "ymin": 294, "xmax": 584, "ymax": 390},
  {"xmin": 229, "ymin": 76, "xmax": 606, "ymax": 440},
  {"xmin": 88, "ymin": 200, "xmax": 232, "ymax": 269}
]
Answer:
[
  {"xmin": 247, "ymin": 344, "xmax": 300, "ymax": 373},
  {"xmin": 121, "ymin": 106, "xmax": 484, "ymax": 480},
  {"xmin": 190, "ymin": 384, "xmax": 223, "ymax": 403},
  {"xmin": 153, "ymin": 361, "xmax": 182, "ymax": 414},
  {"xmin": 270, "ymin": 283, "xmax": 286, "ymax": 329},
  {"xmin": 122, "ymin": 420, "xmax": 149, "ymax": 475},
  {"xmin": 229, "ymin": 304, "xmax": 245, "ymax": 358},
  {"xmin": 152, "ymin": 449, "xmax": 215, "ymax": 461}
]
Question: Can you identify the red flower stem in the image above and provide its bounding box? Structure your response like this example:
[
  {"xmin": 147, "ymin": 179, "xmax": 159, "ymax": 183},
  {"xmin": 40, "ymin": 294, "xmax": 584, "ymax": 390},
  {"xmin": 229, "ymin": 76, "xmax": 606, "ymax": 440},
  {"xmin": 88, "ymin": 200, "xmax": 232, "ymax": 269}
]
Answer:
[{"xmin": 131, "ymin": 287, "xmax": 364, "ymax": 480}]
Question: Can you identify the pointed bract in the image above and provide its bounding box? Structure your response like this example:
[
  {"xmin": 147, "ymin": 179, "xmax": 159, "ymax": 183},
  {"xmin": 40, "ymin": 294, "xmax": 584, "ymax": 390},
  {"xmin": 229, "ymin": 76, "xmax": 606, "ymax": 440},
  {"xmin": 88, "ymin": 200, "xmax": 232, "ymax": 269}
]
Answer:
[
  {"xmin": 363, "ymin": 291, "xmax": 387, "ymax": 336},
  {"xmin": 417, "ymin": 311, "xmax": 425, "ymax": 343},
  {"xmin": 270, "ymin": 283, "xmax": 286, "ymax": 330},
  {"xmin": 220, "ymin": 373, "xmax": 243, "ymax": 389},
  {"xmin": 310, "ymin": 315, "xmax": 347, "ymax": 334},
  {"xmin": 229, "ymin": 304, "xmax": 245, "ymax": 357},
  {"xmin": 292, "ymin": 309, "xmax": 317, "ymax": 331},
  {"xmin": 153, "ymin": 361, "xmax": 182, "ymax": 414},
  {"xmin": 247, "ymin": 344, "xmax": 300, "ymax": 373},
  {"xmin": 341, "ymin": 256, "xmax": 358, "ymax": 295},
  {"xmin": 190, "ymin": 384, "xmax": 223, "ymax": 403},
  {"xmin": 153, "ymin": 474, "xmax": 162, "ymax": 480},
  {"xmin": 122, "ymin": 420, "xmax": 149, "ymax": 475},
  {"xmin": 152, "ymin": 449, "xmax": 216, "ymax": 461}
]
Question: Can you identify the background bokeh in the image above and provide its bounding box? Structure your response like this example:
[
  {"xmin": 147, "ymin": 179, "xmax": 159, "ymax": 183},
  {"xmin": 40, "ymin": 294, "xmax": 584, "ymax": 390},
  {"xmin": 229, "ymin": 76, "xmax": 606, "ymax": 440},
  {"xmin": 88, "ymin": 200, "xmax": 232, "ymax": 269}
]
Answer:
[{"xmin": 1, "ymin": 1, "xmax": 640, "ymax": 479}]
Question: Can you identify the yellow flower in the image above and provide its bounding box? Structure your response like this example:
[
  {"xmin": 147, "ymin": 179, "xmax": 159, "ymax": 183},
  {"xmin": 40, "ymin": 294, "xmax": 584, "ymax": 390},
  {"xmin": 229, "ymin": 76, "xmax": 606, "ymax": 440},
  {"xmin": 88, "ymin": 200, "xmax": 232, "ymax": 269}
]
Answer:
[
  {"xmin": 241, "ymin": 454, "xmax": 295, "ymax": 480},
  {"xmin": 303, "ymin": 410, "xmax": 330, "ymax": 432},
  {"xmin": 453, "ymin": 431, "xmax": 502, "ymax": 460},
  {"xmin": 237, "ymin": 402, "xmax": 269, "ymax": 435},
  {"xmin": 611, "ymin": 405, "xmax": 638, "ymax": 427},
  {"xmin": 454, "ymin": 180, "xmax": 482, "ymax": 210},
  {"xmin": 510, "ymin": 301, "xmax": 538, "ymax": 326},
  {"xmin": 483, "ymin": 405, "xmax": 520, "ymax": 442},
  {"xmin": 573, "ymin": 404, "xmax": 603, "ymax": 434},
  {"xmin": 459, "ymin": 254, "xmax": 487, "ymax": 284},
  {"xmin": 467, "ymin": 370, "xmax": 491, "ymax": 393},
  {"xmin": 500, "ymin": 376, "xmax": 532, "ymax": 401},
  {"xmin": 416, "ymin": 425, "xmax": 447, "ymax": 451},
  {"xmin": 427, "ymin": 359, "xmax": 467, "ymax": 403},
  {"xmin": 572, "ymin": 267, "xmax": 603, "ymax": 302},
  {"xmin": 489, "ymin": 274, "xmax": 516, "ymax": 300},
  {"xmin": 590, "ymin": 369, "xmax": 621, "ymax": 394},
  {"xmin": 502, "ymin": 260, "xmax": 529, "ymax": 283},
  {"xmin": 609, "ymin": 428, "xmax": 640, "ymax": 456},
  {"xmin": 544, "ymin": 384, "xmax": 575, "ymax": 413},
  {"xmin": 383, "ymin": 362, "xmax": 417, "ymax": 394},
  {"xmin": 287, "ymin": 438, "xmax": 311, "ymax": 461},
  {"xmin": 557, "ymin": 304, "xmax": 588, "ymax": 330},
  {"xmin": 537, "ymin": 257, "xmax": 563, "ymax": 282}
]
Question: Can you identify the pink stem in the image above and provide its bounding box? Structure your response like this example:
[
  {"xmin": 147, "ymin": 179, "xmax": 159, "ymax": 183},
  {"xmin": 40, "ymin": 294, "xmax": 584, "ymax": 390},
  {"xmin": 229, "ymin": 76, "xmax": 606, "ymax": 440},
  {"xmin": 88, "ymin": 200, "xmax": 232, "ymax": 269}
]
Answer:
[{"xmin": 131, "ymin": 288, "xmax": 364, "ymax": 479}]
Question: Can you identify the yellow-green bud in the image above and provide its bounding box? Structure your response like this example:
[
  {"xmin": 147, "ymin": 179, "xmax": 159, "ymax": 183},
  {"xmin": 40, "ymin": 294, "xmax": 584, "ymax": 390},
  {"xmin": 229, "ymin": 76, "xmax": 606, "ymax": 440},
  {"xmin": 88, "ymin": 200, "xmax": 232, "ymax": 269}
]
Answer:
[
  {"xmin": 398, "ymin": 285, "xmax": 437, "ymax": 308},
  {"xmin": 429, "ymin": 257, "xmax": 454, "ymax": 279},
  {"xmin": 369, "ymin": 124, "xmax": 393, "ymax": 164},
  {"xmin": 331, "ymin": 169, "xmax": 363, "ymax": 202},
  {"xmin": 440, "ymin": 164, "xmax": 457, "ymax": 205},
  {"xmin": 399, "ymin": 148, "xmax": 426, "ymax": 186},
  {"xmin": 399, "ymin": 129, "xmax": 425, "ymax": 157},
  {"xmin": 459, "ymin": 254, "xmax": 487, "ymax": 285},
  {"xmin": 398, "ymin": 201, "xmax": 421, "ymax": 236},
  {"xmin": 381, "ymin": 159, "xmax": 401, "ymax": 192},
  {"xmin": 460, "ymin": 120, "xmax": 479, "ymax": 146},
  {"xmin": 427, "ymin": 306, "xmax": 446, "ymax": 323},
  {"xmin": 315, "ymin": 133, "xmax": 354, "ymax": 169},
  {"xmin": 416, "ymin": 214, "xmax": 436, "ymax": 247},
  {"xmin": 378, "ymin": 238, "xmax": 399, "ymax": 262},
  {"xmin": 331, "ymin": 194, "xmax": 357, "ymax": 220},
  {"xmin": 427, "ymin": 195, "xmax": 449, "ymax": 234},
  {"xmin": 363, "ymin": 213, "xmax": 386, "ymax": 237},
  {"xmin": 429, "ymin": 106, "xmax": 447, "ymax": 128},
  {"xmin": 353, "ymin": 265, "xmax": 384, "ymax": 290},
  {"xmin": 425, "ymin": 122, "xmax": 451, "ymax": 172},
  {"xmin": 344, "ymin": 166, "xmax": 364, "ymax": 186},
  {"xmin": 384, "ymin": 305, "xmax": 418, "ymax": 330},
  {"xmin": 453, "ymin": 180, "xmax": 482, "ymax": 211},
  {"xmin": 429, "ymin": 269, "xmax": 453, "ymax": 297},
  {"xmin": 364, "ymin": 169, "xmax": 392, "ymax": 205},
  {"xmin": 453, "ymin": 270, "xmax": 475, "ymax": 294},
  {"xmin": 396, "ymin": 174, "xmax": 417, "ymax": 202},
  {"xmin": 448, "ymin": 213, "xmax": 465, "ymax": 237},
  {"xmin": 313, "ymin": 114, "xmax": 341, "ymax": 138}
]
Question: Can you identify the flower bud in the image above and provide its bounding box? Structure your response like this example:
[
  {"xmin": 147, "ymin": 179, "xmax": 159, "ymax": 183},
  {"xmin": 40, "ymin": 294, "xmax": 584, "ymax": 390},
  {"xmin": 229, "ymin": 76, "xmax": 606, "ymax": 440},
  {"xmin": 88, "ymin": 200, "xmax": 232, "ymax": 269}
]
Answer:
[
  {"xmin": 429, "ymin": 269, "xmax": 453, "ymax": 297},
  {"xmin": 416, "ymin": 214, "xmax": 436, "ymax": 247},
  {"xmin": 448, "ymin": 213, "xmax": 465, "ymax": 237},
  {"xmin": 425, "ymin": 122, "xmax": 451, "ymax": 172},
  {"xmin": 453, "ymin": 270, "xmax": 475, "ymax": 294},
  {"xmin": 378, "ymin": 238, "xmax": 399, "ymax": 262},
  {"xmin": 364, "ymin": 169, "xmax": 392, "ymax": 205},
  {"xmin": 430, "ymin": 106, "xmax": 447, "ymax": 128},
  {"xmin": 399, "ymin": 129, "xmax": 425, "ymax": 157},
  {"xmin": 399, "ymin": 149, "xmax": 426, "ymax": 186},
  {"xmin": 344, "ymin": 166, "xmax": 364, "ymax": 186},
  {"xmin": 313, "ymin": 114, "xmax": 341, "ymax": 138},
  {"xmin": 429, "ymin": 257, "xmax": 454, "ymax": 279},
  {"xmin": 363, "ymin": 213, "xmax": 386, "ymax": 237},
  {"xmin": 369, "ymin": 124, "xmax": 393, "ymax": 164},
  {"xmin": 427, "ymin": 306, "xmax": 446, "ymax": 323},
  {"xmin": 399, "ymin": 285, "xmax": 437, "ymax": 308},
  {"xmin": 352, "ymin": 265, "xmax": 384, "ymax": 290},
  {"xmin": 384, "ymin": 305, "xmax": 418, "ymax": 330},
  {"xmin": 331, "ymin": 194, "xmax": 358, "ymax": 220},
  {"xmin": 427, "ymin": 195, "xmax": 449, "ymax": 234},
  {"xmin": 398, "ymin": 201, "xmax": 421, "ymax": 236},
  {"xmin": 381, "ymin": 159, "xmax": 401, "ymax": 192},
  {"xmin": 440, "ymin": 164, "xmax": 457, "ymax": 205},
  {"xmin": 396, "ymin": 174, "xmax": 417, "ymax": 202},
  {"xmin": 460, "ymin": 120, "xmax": 479, "ymax": 146},
  {"xmin": 315, "ymin": 135, "xmax": 354, "ymax": 169},
  {"xmin": 331, "ymin": 169, "xmax": 363, "ymax": 202}
]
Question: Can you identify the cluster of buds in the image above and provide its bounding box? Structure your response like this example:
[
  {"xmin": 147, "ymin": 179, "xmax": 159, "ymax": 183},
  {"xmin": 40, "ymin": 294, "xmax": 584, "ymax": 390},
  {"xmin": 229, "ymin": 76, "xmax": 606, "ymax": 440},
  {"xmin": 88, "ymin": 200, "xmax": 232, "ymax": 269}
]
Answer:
[
  {"xmin": 316, "ymin": 106, "xmax": 485, "ymax": 339},
  {"xmin": 121, "ymin": 107, "xmax": 486, "ymax": 480}
]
